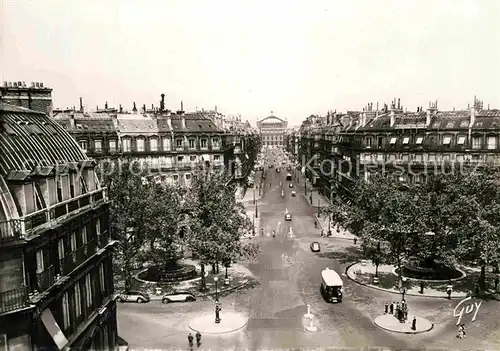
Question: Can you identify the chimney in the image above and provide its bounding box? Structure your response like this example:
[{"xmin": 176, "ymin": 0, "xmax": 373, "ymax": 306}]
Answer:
[
  {"xmin": 181, "ymin": 115, "xmax": 186, "ymax": 129},
  {"xmin": 488, "ymin": 104, "xmax": 490, "ymax": 110},
  {"xmin": 132, "ymin": 102, "xmax": 137, "ymax": 113},
  {"xmin": 160, "ymin": 94, "xmax": 165, "ymax": 111},
  {"xmin": 79, "ymin": 97, "xmax": 84, "ymax": 112},
  {"xmin": 326, "ymin": 111, "xmax": 330, "ymax": 125},
  {"xmin": 151, "ymin": 104, "xmax": 154, "ymax": 111},
  {"xmin": 104, "ymin": 101, "xmax": 108, "ymax": 109},
  {"xmin": 119, "ymin": 104, "xmax": 123, "ymax": 113},
  {"xmin": 469, "ymin": 104, "xmax": 476, "ymax": 127},
  {"xmin": 143, "ymin": 104, "xmax": 146, "ymax": 113},
  {"xmin": 390, "ymin": 110, "xmax": 395, "ymax": 127},
  {"xmin": 96, "ymin": 105, "xmax": 99, "ymax": 111},
  {"xmin": 181, "ymin": 100, "xmax": 184, "ymax": 112},
  {"xmin": 360, "ymin": 112, "xmax": 366, "ymax": 127},
  {"xmin": 69, "ymin": 112, "xmax": 75, "ymax": 129},
  {"xmin": 426, "ymin": 108, "xmax": 431, "ymax": 126},
  {"xmin": 215, "ymin": 105, "xmax": 218, "ymax": 113},
  {"xmin": 398, "ymin": 98, "xmax": 400, "ymax": 110}
]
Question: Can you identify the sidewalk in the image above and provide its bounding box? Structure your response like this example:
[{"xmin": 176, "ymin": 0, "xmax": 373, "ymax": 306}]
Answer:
[
  {"xmin": 314, "ymin": 213, "xmax": 357, "ymax": 240},
  {"xmin": 346, "ymin": 260, "xmax": 500, "ymax": 299},
  {"xmin": 374, "ymin": 314, "xmax": 433, "ymax": 334}
]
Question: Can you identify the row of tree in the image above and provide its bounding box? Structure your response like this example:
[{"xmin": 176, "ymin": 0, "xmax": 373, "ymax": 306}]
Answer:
[
  {"xmin": 99, "ymin": 160, "xmax": 260, "ymax": 288},
  {"xmin": 326, "ymin": 167, "xmax": 500, "ymax": 289}
]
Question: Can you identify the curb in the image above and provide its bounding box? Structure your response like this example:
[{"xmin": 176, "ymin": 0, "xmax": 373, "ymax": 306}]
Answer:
[
  {"xmin": 189, "ymin": 315, "xmax": 249, "ymax": 335},
  {"xmin": 345, "ymin": 262, "xmax": 468, "ymax": 299},
  {"xmin": 373, "ymin": 316, "xmax": 434, "ymax": 334}
]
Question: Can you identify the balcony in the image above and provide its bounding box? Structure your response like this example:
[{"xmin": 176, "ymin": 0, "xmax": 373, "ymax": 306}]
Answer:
[
  {"xmin": 0, "ymin": 188, "xmax": 107, "ymax": 241},
  {"xmin": 59, "ymin": 239, "xmax": 99, "ymax": 276},
  {"xmin": 0, "ymin": 286, "xmax": 29, "ymax": 314},
  {"xmin": 36, "ymin": 265, "xmax": 55, "ymax": 291}
]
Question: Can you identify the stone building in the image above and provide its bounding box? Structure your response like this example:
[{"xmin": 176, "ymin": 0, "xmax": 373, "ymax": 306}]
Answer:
[
  {"xmin": 257, "ymin": 114, "xmax": 288, "ymax": 148},
  {"xmin": 293, "ymin": 97, "xmax": 500, "ymax": 201},
  {"xmin": 1, "ymin": 81, "xmax": 53, "ymax": 116},
  {"xmin": 0, "ymin": 103, "xmax": 120, "ymax": 349}
]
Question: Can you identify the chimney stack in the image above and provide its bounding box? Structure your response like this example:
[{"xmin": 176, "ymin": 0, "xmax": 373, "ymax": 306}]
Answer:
[
  {"xmin": 132, "ymin": 102, "xmax": 137, "ymax": 113},
  {"xmin": 105, "ymin": 101, "xmax": 108, "ymax": 110},
  {"xmin": 390, "ymin": 110, "xmax": 395, "ymax": 127},
  {"xmin": 160, "ymin": 94, "xmax": 165, "ymax": 111},
  {"xmin": 426, "ymin": 108, "xmax": 431, "ymax": 126},
  {"xmin": 79, "ymin": 97, "xmax": 83, "ymax": 112},
  {"xmin": 470, "ymin": 104, "xmax": 476, "ymax": 127},
  {"xmin": 326, "ymin": 111, "xmax": 330, "ymax": 125},
  {"xmin": 143, "ymin": 104, "xmax": 146, "ymax": 113},
  {"xmin": 181, "ymin": 100, "xmax": 184, "ymax": 112},
  {"xmin": 398, "ymin": 98, "xmax": 400, "ymax": 110},
  {"xmin": 119, "ymin": 104, "xmax": 123, "ymax": 113},
  {"xmin": 181, "ymin": 115, "xmax": 186, "ymax": 129}
]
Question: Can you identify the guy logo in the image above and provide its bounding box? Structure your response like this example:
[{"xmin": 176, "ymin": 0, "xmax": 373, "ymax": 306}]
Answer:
[{"xmin": 453, "ymin": 296, "xmax": 482, "ymax": 326}]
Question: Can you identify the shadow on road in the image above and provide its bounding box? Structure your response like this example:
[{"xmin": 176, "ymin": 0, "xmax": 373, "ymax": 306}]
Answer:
[{"xmin": 316, "ymin": 246, "xmax": 364, "ymax": 264}]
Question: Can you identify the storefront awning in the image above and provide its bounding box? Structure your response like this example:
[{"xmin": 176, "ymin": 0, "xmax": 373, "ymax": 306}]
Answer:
[{"xmin": 41, "ymin": 309, "xmax": 68, "ymax": 350}]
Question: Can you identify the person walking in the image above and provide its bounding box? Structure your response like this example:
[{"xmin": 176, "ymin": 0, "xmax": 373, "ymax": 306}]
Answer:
[
  {"xmin": 188, "ymin": 333, "xmax": 194, "ymax": 347},
  {"xmin": 195, "ymin": 331, "xmax": 202, "ymax": 347}
]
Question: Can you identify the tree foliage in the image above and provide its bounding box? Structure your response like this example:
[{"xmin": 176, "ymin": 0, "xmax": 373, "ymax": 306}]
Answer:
[{"xmin": 186, "ymin": 167, "xmax": 260, "ymax": 266}]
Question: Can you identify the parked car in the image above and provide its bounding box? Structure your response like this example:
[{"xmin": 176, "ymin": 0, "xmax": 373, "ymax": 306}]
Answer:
[
  {"xmin": 117, "ymin": 290, "xmax": 150, "ymax": 303},
  {"xmin": 289, "ymin": 183, "xmax": 294, "ymax": 188},
  {"xmin": 276, "ymin": 168, "xmax": 281, "ymax": 173},
  {"xmin": 162, "ymin": 291, "xmax": 196, "ymax": 303},
  {"xmin": 310, "ymin": 242, "xmax": 321, "ymax": 252},
  {"xmin": 285, "ymin": 213, "xmax": 292, "ymax": 221},
  {"xmin": 291, "ymin": 191, "xmax": 296, "ymax": 197}
]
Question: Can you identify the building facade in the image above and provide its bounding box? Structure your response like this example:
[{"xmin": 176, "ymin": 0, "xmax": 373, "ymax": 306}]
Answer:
[
  {"xmin": 293, "ymin": 97, "xmax": 500, "ymax": 201},
  {"xmin": 1, "ymin": 81, "xmax": 53, "ymax": 116},
  {"xmin": 257, "ymin": 114, "xmax": 288, "ymax": 148},
  {"xmin": 0, "ymin": 103, "xmax": 119, "ymax": 350}
]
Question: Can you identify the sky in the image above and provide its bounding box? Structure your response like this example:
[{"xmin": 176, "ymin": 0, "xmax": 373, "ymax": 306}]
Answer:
[{"xmin": 1, "ymin": 0, "xmax": 499, "ymax": 126}]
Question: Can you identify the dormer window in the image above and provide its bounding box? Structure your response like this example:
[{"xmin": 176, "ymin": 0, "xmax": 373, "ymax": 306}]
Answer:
[
  {"xmin": 442, "ymin": 136, "xmax": 451, "ymax": 145},
  {"xmin": 176, "ymin": 139, "xmax": 183, "ymax": 148},
  {"xmin": 163, "ymin": 137, "xmax": 171, "ymax": 151},
  {"xmin": 389, "ymin": 137, "xmax": 397, "ymax": 145},
  {"xmin": 416, "ymin": 137, "xmax": 423, "ymax": 145},
  {"xmin": 457, "ymin": 136, "xmax": 466, "ymax": 145},
  {"xmin": 79, "ymin": 140, "xmax": 88, "ymax": 152},
  {"xmin": 188, "ymin": 139, "xmax": 196, "ymax": 149},
  {"xmin": 201, "ymin": 139, "xmax": 208, "ymax": 149},
  {"xmin": 122, "ymin": 139, "xmax": 131, "ymax": 152},
  {"xmin": 365, "ymin": 137, "xmax": 372, "ymax": 148},
  {"xmin": 150, "ymin": 138, "xmax": 158, "ymax": 151},
  {"xmin": 136, "ymin": 138, "xmax": 145, "ymax": 152},
  {"xmin": 487, "ymin": 136, "xmax": 497, "ymax": 150},
  {"xmin": 402, "ymin": 137, "xmax": 410, "ymax": 145}
]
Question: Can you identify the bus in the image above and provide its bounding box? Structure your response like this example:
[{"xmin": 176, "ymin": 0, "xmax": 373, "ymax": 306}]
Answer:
[
  {"xmin": 286, "ymin": 173, "xmax": 292, "ymax": 181},
  {"xmin": 320, "ymin": 268, "xmax": 343, "ymax": 303}
]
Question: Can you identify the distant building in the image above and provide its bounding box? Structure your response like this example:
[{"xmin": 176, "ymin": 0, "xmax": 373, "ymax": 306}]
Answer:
[
  {"xmin": 294, "ymin": 97, "xmax": 500, "ymax": 201},
  {"xmin": 257, "ymin": 113, "xmax": 288, "ymax": 148},
  {"xmin": 0, "ymin": 103, "xmax": 120, "ymax": 349},
  {"xmin": 1, "ymin": 81, "xmax": 53, "ymax": 116}
]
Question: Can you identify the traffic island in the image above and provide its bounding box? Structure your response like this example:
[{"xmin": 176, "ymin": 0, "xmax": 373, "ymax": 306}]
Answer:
[
  {"xmin": 189, "ymin": 312, "xmax": 248, "ymax": 334},
  {"xmin": 374, "ymin": 314, "xmax": 433, "ymax": 334}
]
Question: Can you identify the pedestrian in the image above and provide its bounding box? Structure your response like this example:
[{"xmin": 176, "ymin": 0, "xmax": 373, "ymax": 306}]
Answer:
[
  {"xmin": 389, "ymin": 302, "xmax": 394, "ymax": 315},
  {"xmin": 384, "ymin": 303, "xmax": 389, "ymax": 314},
  {"xmin": 495, "ymin": 277, "xmax": 499, "ymax": 291},
  {"xmin": 411, "ymin": 316, "xmax": 417, "ymax": 330},
  {"xmin": 461, "ymin": 324, "xmax": 466, "ymax": 338},
  {"xmin": 395, "ymin": 301, "xmax": 400, "ymax": 315},
  {"xmin": 446, "ymin": 281, "xmax": 453, "ymax": 299},
  {"xmin": 188, "ymin": 333, "xmax": 194, "ymax": 347},
  {"xmin": 195, "ymin": 331, "xmax": 202, "ymax": 347},
  {"xmin": 353, "ymin": 237, "xmax": 357, "ymax": 244}
]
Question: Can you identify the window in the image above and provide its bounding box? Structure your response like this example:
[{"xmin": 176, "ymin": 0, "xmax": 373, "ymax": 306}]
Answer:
[
  {"xmin": 377, "ymin": 137, "xmax": 383, "ymax": 148},
  {"xmin": 85, "ymin": 273, "xmax": 92, "ymax": 308},
  {"xmin": 99, "ymin": 264, "xmax": 105, "ymax": 293},
  {"xmin": 80, "ymin": 174, "xmax": 88, "ymax": 194},
  {"xmin": 389, "ymin": 137, "xmax": 397, "ymax": 144},
  {"xmin": 487, "ymin": 136, "xmax": 497, "ymax": 150},
  {"xmin": 428, "ymin": 154, "xmax": 436, "ymax": 161},
  {"xmin": 457, "ymin": 136, "xmax": 466, "ymax": 145},
  {"xmin": 150, "ymin": 138, "xmax": 158, "ymax": 151},
  {"xmin": 36, "ymin": 250, "xmax": 44, "ymax": 273},
  {"xmin": 136, "ymin": 138, "xmax": 145, "ymax": 152},
  {"xmin": 109, "ymin": 140, "xmax": 117, "ymax": 152},
  {"xmin": 414, "ymin": 154, "xmax": 422, "ymax": 162},
  {"xmin": 94, "ymin": 140, "xmax": 102, "ymax": 152},
  {"xmin": 122, "ymin": 139, "xmax": 131, "ymax": 152},
  {"xmin": 79, "ymin": 140, "xmax": 88, "ymax": 152},
  {"xmin": 443, "ymin": 136, "xmax": 451, "ymax": 145},
  {"xmin": 74, "ymin": 283, "xmax": 82, "ymax": 317},
  {"xmin": 177, "ymin": 156, "xmax": 184, "ymax": 162},
  {"xmin": 57, "ymin": 176, "xmax": 63, "ymax": 202},
  {"xmin": 58, "ymin": 238, "xmax": 65, "ymax": 260},
  {"xmin": 34, "ymin": 181, "xmax": 46, "ymax": 210},
  {"xmin": 62, "ymin": 292, "xmax": 70, "ymax": 329},
  {"xmin": 173, "ymin": 174, "xmax": 179, "ymax": 182},
  {"xmin": 456, "ymin": 154, "xmax": 464, "ymax": 162},
  {"xmin": 212, "ymin": 138, "xmax": 220, "ymax": 149},
  {"xmin": 189, "ymin": 155, "xmax": 197, "ymax": 162},
  {"xmin": 472, "ymin": 137, "xmax": 482, "ymax": 149},
  {"xmin": 402, "ymin": 154, "xmax": 409, "ymax": 161},
  {"xmin": 69, "ymin": 174, "xmax": 75, "ymax": 198},
  {"xmin": 365, "ymin": 137, "xmax": 372, "ymax": 148},
  {"xmin": 70, "ymin": 232, "xmax": 77, "ymax": 252},
  {"xmin": 162, "ymin": 138, "xmax": 171, "ymax": 151},
  {"xmin": 188, "ymin": 139, "xmax": 196, "ymax": 149},
  {"xmin": 416, "ymin": 137, "xmax": 423, "ymax": 145},
  {"xmin": 82, "ymin": 226, "xmax": 88, "ymax": 245},
  {"xmin": 176, "ymin": 139, "xmax": 183, "ymax": 147},
  {"xmin": 96, "ymin": 218, "xmax": 101, "ymax": 236},
  {"xmin": 403, "ymin": 137, "xmax": 410, "ymax": 144},
  {"xmin": 185, "ymin": 173, "xmax": 191, "ymax": 180},
  {"xmin": 201, "ymin": 139, "xmax": 208, "ymax": 149},
  {"xmin": 214, "ymin": 155, "xmax": 220, "ymax": 161}
]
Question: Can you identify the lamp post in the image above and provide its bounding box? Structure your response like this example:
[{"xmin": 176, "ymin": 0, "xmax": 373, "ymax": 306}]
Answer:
[
  {"xmin": 317, "ymin": 198, "xmax": 320, "ymax": 216},
  {"xmin": 253, "ymin": 188, "xmax": 256, "ymax": 204},
  {"xmin": 252, "ymin": 214, "xmax": 255, "ymax": 235},
  {"xmin": 255, "ymin": 202, "xmax": 258, "ymax": 218},
  {"xmin": 214, "ymin": 276, "xmax": 219, "ymax": 302}
]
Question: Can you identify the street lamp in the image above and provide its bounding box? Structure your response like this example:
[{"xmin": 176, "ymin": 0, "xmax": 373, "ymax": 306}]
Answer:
[
  {"xmin": 214, "ymin": 276, "xmax": 219, "ymax": 302},
  {"xmin": 253, "ymin": 188, "xmax": 256, "ymax": 205},
  {"xmin": 252, "ymin": 214, "xmax": 255, "ymax": 234}
]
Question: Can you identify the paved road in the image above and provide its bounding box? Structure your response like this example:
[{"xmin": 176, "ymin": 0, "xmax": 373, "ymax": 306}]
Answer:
[{"xmin": 117, "ymin": 148, "xmax": 500, "ymax": 350}]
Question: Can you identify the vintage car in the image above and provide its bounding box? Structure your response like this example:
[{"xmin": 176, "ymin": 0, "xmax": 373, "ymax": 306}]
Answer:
[
  {"xmin": 117, "ymin": 290, "xmax": 150, "ymax": 303},
  {"xmin": 310, "ymin": 242, "xmax": 321, "ymax": 252},
  {"xmin": 285, "ymin": 213, "xmax": 292, "ymax": 221},
  {"xmin": 162, "ymin": 291, "xmax": 196, "ymax": 304},
  {"xmin": 291, "ymin": 191, "xmax": 296, "ymax": 197}
]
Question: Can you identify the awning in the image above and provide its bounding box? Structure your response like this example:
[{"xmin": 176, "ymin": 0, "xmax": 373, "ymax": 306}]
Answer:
[{"xmin": 41, "ymin": 309, "xmax": 68, "ymax": 349}]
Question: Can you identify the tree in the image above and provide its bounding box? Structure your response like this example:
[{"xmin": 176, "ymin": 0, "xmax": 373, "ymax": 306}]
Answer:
[{"xmin": 187, "ymin": 167, "xmax": 260, "ymax": 273}]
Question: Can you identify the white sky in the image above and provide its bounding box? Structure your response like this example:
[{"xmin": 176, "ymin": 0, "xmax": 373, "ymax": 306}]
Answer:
[{"xmin": 1, "ymin": 0, "xmax": 499, "ymax": 125}]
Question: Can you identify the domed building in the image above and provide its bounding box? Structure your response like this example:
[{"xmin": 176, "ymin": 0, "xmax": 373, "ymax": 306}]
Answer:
[{"xmin": 257, "ymin": 113, "xmax": 288, "ymax": 148}]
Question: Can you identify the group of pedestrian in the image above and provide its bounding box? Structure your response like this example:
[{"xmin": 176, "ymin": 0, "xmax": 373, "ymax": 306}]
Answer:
[
  {"xmin": 187, "ymin": 332, "xmax": 202, "ymax": 348},
  {"xmin": 385, "ymin": 300, "xmax": 408, "ymax": 323},
  {"xmin": 457, "ymin": 324, "xmax": 466, "ymax": 339}
]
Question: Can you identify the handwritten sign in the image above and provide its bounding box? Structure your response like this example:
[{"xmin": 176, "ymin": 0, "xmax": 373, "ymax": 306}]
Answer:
[{"xmin": 453, "ymin": 296, "xmax": 482, "ymax": 325}]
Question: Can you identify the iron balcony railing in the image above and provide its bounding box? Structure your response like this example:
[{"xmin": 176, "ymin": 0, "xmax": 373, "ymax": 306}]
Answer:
[
  {"xmin": 59, "ymin": 239, "xmax": 100, "ymax": 276},
  {"xmin": 36, "ymin": 265, "xmax": 55, "ymax": 291},
  {"xmin": 0, "ymin": 188, "xmax": 107, "ymax": 243},
  {"xmin": 0, "ymin": 286, "xmax": 29, "ymax": 314}
]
